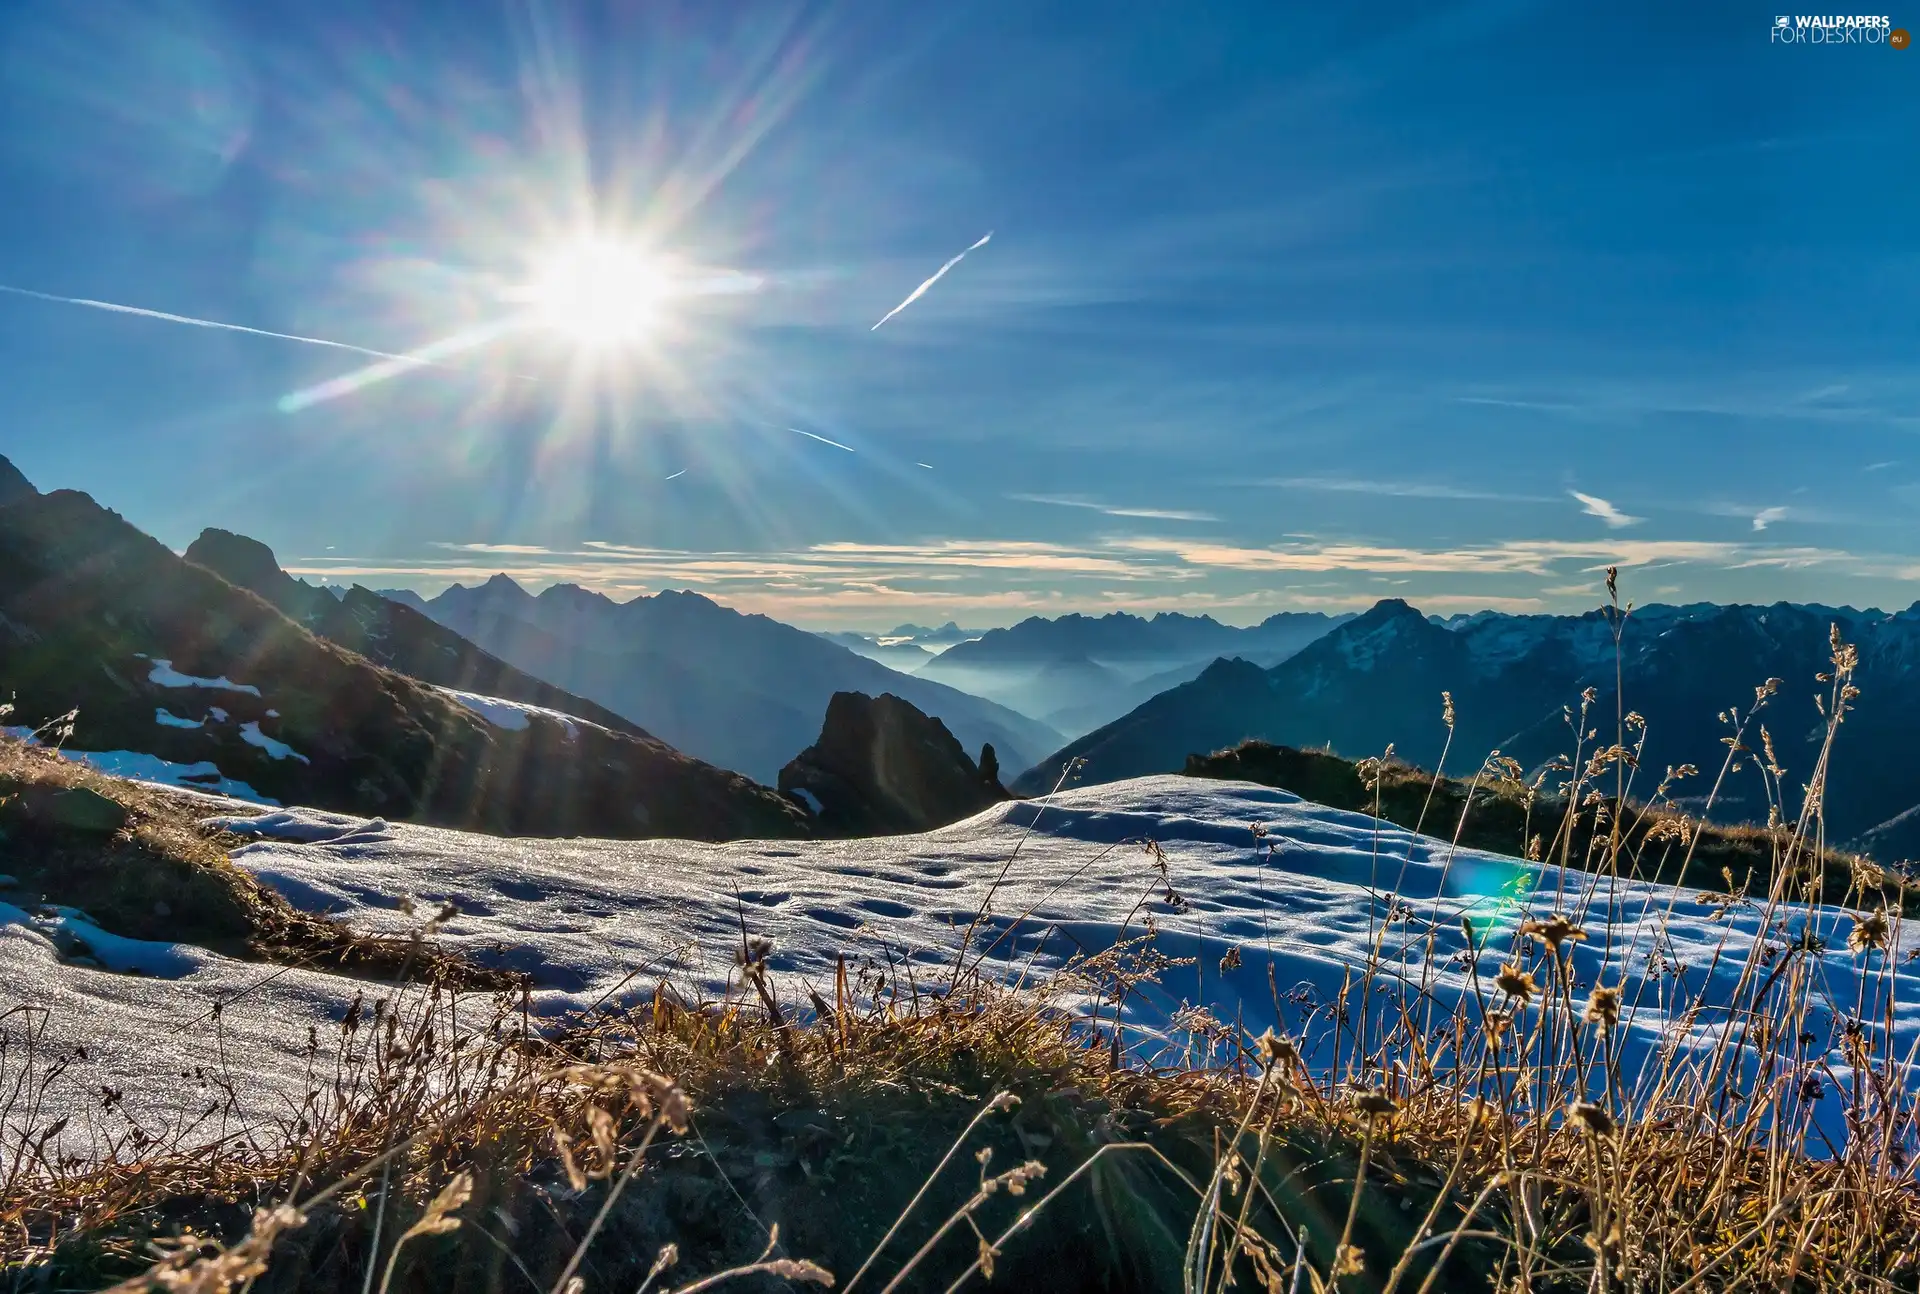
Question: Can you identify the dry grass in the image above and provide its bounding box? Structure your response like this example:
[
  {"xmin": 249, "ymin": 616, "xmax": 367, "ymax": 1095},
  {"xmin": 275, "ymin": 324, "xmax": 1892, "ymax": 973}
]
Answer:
[{"xmin": 5, "ymin": 595, "xmax": 1920, "ymax": 1291}]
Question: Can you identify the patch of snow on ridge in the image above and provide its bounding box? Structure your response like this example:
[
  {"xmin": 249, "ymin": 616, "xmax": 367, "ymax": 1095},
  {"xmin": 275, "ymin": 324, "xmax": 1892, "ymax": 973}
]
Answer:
[
  {"xmin": 147, "ymin": 659, "xmax": 262, "ymax": 696},
  {"xmin": 154, "ymin": 708, "xmax": 203, "ymax": 729},
  {"xmin": 436, "ymin": 687, "xmax": 583, "ymax": 736},
  {"xmin": 240, "ymin": 721, "xmax": 309, "ymax": 763},
  {"xmin": 792, "ymin": 788, "xmax": 825, "ymax": 816},
  {"xmin": 1, "ymin": 727, "xmax": 275, "ymax": 803}
]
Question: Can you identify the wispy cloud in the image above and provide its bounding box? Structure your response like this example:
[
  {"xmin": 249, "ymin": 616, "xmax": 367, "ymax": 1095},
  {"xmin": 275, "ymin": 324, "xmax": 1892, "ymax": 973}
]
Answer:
[
  {"xmin": 291, "ymin": 527, "xmax": 1910, "ymax": 629},
  {"xmin": 1751, "ymin": 506, "xmax": 1789, "ymax": 532},
  {"xmin": 1569, "ymin": 490, "xmax": 1643, "ymax": 529},
  {"xmin": 870, "ymin": 231, "xmax": 993, "ymax": 331},
  {"xmin": 1258, "ymin": 476, "xmax": 1553, "ymax": 503},
  {"xmin": 1114, "ymin": 535, "xmax": 1844, "ymax": 578},
  {"xmin": 429, "ymin": 542, "xmax": 556, "ymax": 555},
  {"xmin": 1009, "ymin": 493, "xmax": 1216, "ymax": 522}
]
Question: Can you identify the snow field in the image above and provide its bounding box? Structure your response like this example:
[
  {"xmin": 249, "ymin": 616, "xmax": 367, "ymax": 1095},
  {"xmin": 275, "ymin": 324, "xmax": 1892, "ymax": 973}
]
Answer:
[{"xmin": 4, "ymin": 776, "xmax": 1914, "ymax": 1162}]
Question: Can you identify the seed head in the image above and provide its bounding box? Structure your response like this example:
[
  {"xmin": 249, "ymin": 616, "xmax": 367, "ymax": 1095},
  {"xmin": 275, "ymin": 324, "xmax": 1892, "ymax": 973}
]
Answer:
[
  {"xmin": 1520, "ymin": 913, "xmax": 1587, "ymax": 951},
  {"xmin": 1568, "ymin": 1101, "xmax": 1616, "ymax": 1139},
  {"xmin": 1495, "ymin": 964, "xmax": 1538, "ymax": 1005},
  {"xmin": 1352, "ymin": 1088, "xmax": 1399, "ymax": 1119},
  {"xmin": 1848, "ymin": 909, "xmax": 1891, "ymax": 955},
  {"xmin": 1585, "ymin": 983, "xmax": 1622, "ymax": 1032},
  {"xmin": 1255, "ymin": 1029, "xmax": 1299, "ymax": 1069}
]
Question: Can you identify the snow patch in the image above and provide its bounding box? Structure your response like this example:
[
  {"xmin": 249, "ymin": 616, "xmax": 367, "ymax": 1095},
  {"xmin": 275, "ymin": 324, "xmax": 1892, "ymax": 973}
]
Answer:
[
  {"xmin": 792, "ymin": 788, "xmax": 824, "ymax": 816},
  {"xmin": 154, "ymin": 708, "xmax": 204, "ymax": 729},
  {"xmin": 0, "ymin": 901, "xmax": 201, "ymax": 977},
  {"xmin": 240, "ymin": 721, "xmax": 310, "ymax": 764},
  {"xmin": 2, "ymin": 727, "xmax": 275, "ymax": 803},
  {"xmin": 207, "ymin": 809, "xmax": 392, "ymax": 844},
  {"xmin": 436, "ymin": 687, "xmax": 584, "ymax": 736},
  {"xmin": 147, "ymin": 659, "xmax": 261, "ymax": 696}
]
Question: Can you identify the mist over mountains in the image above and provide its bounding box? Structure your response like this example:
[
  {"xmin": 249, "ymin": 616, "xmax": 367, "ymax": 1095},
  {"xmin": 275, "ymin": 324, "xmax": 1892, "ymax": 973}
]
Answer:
[{"xmin": 1015, "ymin": 595, "xmax": 1920, "ymax": 854}]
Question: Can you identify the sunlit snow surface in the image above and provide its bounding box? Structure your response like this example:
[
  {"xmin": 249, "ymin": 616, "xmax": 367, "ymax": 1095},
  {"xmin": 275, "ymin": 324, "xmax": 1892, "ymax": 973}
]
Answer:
[
  {"xmin": 435, "ymin": 687, "xmax": 587, "ymax": 735},
  {"xmin": 7, "ymin": 776, "xmax": 1916, "ymax": 1160}
]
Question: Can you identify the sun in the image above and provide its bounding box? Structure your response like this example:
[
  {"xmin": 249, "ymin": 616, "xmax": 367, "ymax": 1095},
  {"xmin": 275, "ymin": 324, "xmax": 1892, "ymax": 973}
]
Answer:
[{"xmin": 515, "ymin": 236, "xmax": 674, "ymax": 348}]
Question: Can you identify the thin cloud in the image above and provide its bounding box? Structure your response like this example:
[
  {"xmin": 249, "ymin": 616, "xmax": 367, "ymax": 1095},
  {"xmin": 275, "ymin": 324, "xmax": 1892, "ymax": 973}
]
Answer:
[
  {"xmin": 870, "ymin": 232, "xmax": 993, "ymax": 331},
  {"xmin": 1009, "ymin": 493, "xmax": 1216, "ymax": 522},
  {"xmin": 1569, "ymin": 490, "xmax": 1643, "ymax": 529},
  {"xmin": 1866, "ymin": 461, "xmax": 1899, "ymax": 472},
  {"xmin": 293, "ymin": 529, "xmax": 1900, "ymax": 627},
  {"xmin": 1751, "ymin": 506, "xmax": 1789, "ymax": 532},
  {"xmin": 665, "ymin": 469, "xmax": 688, "ymax": 480},
  {"xmin": 916, "ymin": 462, "xmax": 934, "ymax": 470},
  {"xmin": 1259, "ymin": 476, "xmax": 1552, "ymax": 503},
  {"xmin": 789, "ymin": 427, "xmax": 855, "ymax": 452},
  {"xmin": 429, "ymin": 542, "xmax": 556, "ymax": 555}
]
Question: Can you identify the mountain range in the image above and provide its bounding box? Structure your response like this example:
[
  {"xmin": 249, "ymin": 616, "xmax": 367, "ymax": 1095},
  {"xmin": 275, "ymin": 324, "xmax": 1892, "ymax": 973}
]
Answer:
[
  {"xmin": 385, "ymin": 578, "xmax": 1060, "ymax": 785},
  {"xmin": 913, "ymin": 610, "xmax": 1351, "ymax": 736},
  {"xmin": 1014, "ymin": 596, "xmax": 1920, "ymax": 854},
  {"xmin": 0, "ymin": 458, "xmax": 807, "ymax": 840}
]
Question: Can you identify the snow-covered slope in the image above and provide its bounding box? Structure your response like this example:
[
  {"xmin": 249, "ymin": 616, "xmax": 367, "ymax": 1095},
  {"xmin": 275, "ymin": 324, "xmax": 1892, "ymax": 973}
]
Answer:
[{"xmin": 9, "ymin": 776, "xmax": 1914, "ymax": 1159}]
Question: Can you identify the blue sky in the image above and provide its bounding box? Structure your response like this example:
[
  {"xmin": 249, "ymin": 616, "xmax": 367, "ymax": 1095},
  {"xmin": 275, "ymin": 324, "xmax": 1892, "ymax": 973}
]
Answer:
[{"xmin": 0, "ymin": 0, "xmax": 1915, "ymax": 628}]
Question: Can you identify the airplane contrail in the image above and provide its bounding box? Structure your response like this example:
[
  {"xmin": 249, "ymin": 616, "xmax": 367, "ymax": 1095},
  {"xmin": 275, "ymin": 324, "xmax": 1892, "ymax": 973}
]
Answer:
[
  {"xmin": 789, "ymin": 427, "xmax": 854, "ymax": 452},
  {"xmin": 0, "ymin": 282, "xmax": 431, "ymax": 366},
  {"xmin": 916, "ymin": 462, "xmax": 934, "ymax": 470},
  {"xmin": 665, "ymin": 468, "xmax": 688, "ymax": 480},
  {"xmin": 870, "ymin": 231, "xmax": 992, "ymax": 331}
]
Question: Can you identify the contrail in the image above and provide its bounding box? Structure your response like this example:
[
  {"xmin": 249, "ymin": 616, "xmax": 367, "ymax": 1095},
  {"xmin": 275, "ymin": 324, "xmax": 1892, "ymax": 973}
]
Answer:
[
  {"xmin": 789, "ymin": 427, "xmax": 854, "ymax": 452},
  {"xmin": 916, "ymin": 462, "xmax": 934, "ymax": 470},
  {"xmin": 0, "ymin": 282, "xmax": 429, "ymax": 366},
  {"xmin": 870, "ymin": 231, "xmax": 992, "ymax": 331},
  {"xmin": 665, "ymin": 468, "xmax": 688, "ymax": 480}
]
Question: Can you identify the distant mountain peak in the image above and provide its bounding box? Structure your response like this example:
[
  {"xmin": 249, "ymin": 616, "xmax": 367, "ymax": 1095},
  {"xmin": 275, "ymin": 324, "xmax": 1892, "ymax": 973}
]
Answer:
[
  {"xmin": 1358, "ymin": 597, "xmax": 1422, "ymax": 621},
  {"xmin": 536, "ymin": 582, "xmax": 617, "ymax": 610}
]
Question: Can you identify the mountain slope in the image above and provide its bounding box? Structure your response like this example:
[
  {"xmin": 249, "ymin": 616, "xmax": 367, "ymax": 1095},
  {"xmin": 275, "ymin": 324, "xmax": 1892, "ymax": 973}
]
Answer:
[
  {"xmin": 0, "ymin": 462, "xmax": 807, "ymax": 841},
  {"xmin": 411, "ymin": 577, "xmax": 1062, "ymax": 784},
  {"xmin": 185, "ymin": 529, "xmax": 649, "ymax": 739}
]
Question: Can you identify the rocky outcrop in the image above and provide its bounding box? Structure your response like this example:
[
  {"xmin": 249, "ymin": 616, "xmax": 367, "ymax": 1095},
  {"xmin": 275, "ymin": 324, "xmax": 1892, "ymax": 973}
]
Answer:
[
  {"xmin": 184, "ymin": 528, "xmax": 337, "ymax": 624},
  {"xmin": 779, "ymin": 692, "xmax": 1011, "ymax": 836}
]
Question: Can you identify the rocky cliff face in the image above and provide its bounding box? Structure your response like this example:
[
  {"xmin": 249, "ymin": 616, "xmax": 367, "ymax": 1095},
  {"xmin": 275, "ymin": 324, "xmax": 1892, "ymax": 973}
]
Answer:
[{"xmin": 779, "ymin": 692, "xmax": 1010, "ymax": 836}]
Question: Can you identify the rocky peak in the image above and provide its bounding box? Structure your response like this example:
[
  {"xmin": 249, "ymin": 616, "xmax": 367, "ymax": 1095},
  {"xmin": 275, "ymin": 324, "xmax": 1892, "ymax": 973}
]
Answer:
[
  {"xmin": 779, "ymin": 691, "xmax": 1011, "ymax": 836},
  {"xmin": 184, "ymin": 528, "xmax": 335, "ymax": 624},
  {"xmin": 0, "ymin": 454, "xmax": 37, "ymax": 507}
]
